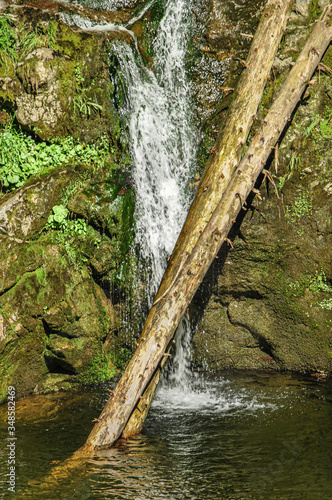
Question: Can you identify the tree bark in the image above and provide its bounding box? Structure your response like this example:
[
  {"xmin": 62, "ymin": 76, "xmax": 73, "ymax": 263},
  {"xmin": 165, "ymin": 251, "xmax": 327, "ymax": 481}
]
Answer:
[
  {"xmin": 121, "ymin": 342, "xmax": 172, "ymax": 439},
  {"xmin": 122, "ymin": 0, "xmax": 293, "ymax": 439},
  {"xmin": 83, "ymin": 5, "xmax": 332, "ymax": 451},
  {"xmin": 158, "ymin": 0, "xmax": 294, "ymax": 291}
]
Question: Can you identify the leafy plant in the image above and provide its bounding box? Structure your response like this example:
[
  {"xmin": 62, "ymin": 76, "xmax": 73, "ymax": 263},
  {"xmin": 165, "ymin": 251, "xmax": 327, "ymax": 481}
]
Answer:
[
  {"xmin": 0, "ymin": 122, "xmax": 110, "ymax": 194},
  {"xmin": 276, "ymin": 153, "xmax": 301, "ymax": 190},
  {"xmin": 47, "ymin": 205, "xmax": 69, "ymax": 228},
  {"xmin": 309, "ymin": 270, "xmax": 332, "ymax": 294},
  {"xmin": 285, "ymin": 192, "xmax": 312, "ymax": 223},
  {"xmin": 47, "ymin": 204, "xmax": 102, "ymax": 269},
  {"xmin": 0, "ymin": 17, "xmax": 59, "ymax": 67},
  {"xmin": 74, "ymin": 64, "xmax": 103, "ymax": 117},
  {"xmin": 288, "ymin": 270, "xmax": 332, "ymax": 311},
  {"xmin": 316, "ymin": 298, "xmax": 332, "ymax": 310},
  {"xmin": 74, "ymin": 95, "xmax": 103, "ymax": 117},
  {"xmin": 309, "ymin": 270, "xmax": 332, "ymax": 310},
  {"xmin": 0, "ymin": 17, "xmax": 18, "ymax": 63},
  {"xmin": 47, "ymin": 205, "xmax": 88, "ymax": 236},
  {"xmin": 304, "ymin": 114, "xmax": 320, "ymax": 137}
]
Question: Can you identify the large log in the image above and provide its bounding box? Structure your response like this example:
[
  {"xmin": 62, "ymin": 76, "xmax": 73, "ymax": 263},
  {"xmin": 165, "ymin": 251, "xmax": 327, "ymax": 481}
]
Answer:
[
  {"xmin": 122, "ymin": 0, "xmax": 293, "ymax": 438},
  {"xmin": 158, "ymin": 0, "xmax": 294, "ymax": 288},
  {"xmin": 82, "ymin": 5, "xmax": 332, "ymax": 451}
]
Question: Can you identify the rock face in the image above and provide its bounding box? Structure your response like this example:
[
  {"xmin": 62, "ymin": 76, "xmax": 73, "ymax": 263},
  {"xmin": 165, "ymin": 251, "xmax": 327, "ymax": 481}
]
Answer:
[
  {"xmin": 0, "ymin": 162, "xmax": 136, "ymax": 401},
  {"xmin": 0, "ymin": 0, "xmax": 331, "ymax": 404},
  {"xmin": 15, "ymin": 48, "xmax": 62, "ymax": 131},
  {"xmin": 0, "ymin": 170, "xmax": 69, "ymax": 239},
  {"xmin": 0, "ymin": 3, "xmax": 138, "ymax": 402},
  {"xmin": 190, "ymin": 1, "xmax": 332, "ymax": 373}
]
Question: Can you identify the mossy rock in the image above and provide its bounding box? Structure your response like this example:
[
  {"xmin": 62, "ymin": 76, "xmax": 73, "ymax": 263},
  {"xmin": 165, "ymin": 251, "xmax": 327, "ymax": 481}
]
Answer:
[
  {"xmin": 0, "ymin": 6, "xmax": 126, "ymax": 147},
  {"xmin": 192, "ymin": 4, "xmax": 332, "ymax": 374},
  {"xmin": 0, "ymin": 7, "xmax": 139, "ymax": 400}
]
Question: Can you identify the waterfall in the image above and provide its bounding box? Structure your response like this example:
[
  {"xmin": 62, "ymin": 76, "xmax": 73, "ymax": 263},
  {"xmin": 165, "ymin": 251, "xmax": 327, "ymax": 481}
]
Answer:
[
  {"xmin": 113, "ymin": 0, "xmax": 197, "ymax": 395},
  {"xmin": 114, "ymin": 0, "xmax": 196, "ymax": 304},
  {"xmin": 61, "ymin": 0, "xmax": 197, "ymax": 391}
]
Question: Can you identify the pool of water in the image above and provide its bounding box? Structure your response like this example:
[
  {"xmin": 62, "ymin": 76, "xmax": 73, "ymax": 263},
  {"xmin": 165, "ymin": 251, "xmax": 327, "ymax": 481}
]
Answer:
[{"xmin": 0, "ymin": 371, "xmax": 331, "ymax": 499}]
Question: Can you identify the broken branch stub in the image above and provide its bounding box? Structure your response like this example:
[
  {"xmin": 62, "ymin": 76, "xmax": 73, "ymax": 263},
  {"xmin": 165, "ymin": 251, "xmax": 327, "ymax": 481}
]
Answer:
[{"xmin": 83, "ymin": 5, "xmax": 332, "ymax": 451}]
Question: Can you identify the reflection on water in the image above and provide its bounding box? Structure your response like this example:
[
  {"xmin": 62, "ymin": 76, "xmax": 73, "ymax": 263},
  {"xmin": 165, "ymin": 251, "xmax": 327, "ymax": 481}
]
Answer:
[{"xmin": 0, "ymin": 372, "xmax": 331, "ymax": 499}]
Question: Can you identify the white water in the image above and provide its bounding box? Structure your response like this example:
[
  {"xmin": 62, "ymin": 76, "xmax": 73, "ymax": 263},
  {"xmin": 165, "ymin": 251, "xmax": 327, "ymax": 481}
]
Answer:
[
  {"xmin": 112, "ymin": 0, "xmax": 204, "ymax": 404},
  {"xmin": 114, "ymin": 0, "xmax": 196, "ymax": 303},
  {"xmin": 60, "ymin": 0, "xmax": 276, "ymax": 415},
  {"xmin": 60, "ymin": 0, "xmax": 275, "ymax": 416}
]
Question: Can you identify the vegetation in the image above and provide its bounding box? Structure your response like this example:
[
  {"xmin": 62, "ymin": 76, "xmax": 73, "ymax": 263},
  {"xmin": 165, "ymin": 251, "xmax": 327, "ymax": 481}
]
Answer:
[
  {"xmin": 73, "ymin": 64, "xmax": 103, "ymax": 117},
  {"xmin": 0, "ymin": 119, "xmax": 112, "ymax": 194},
  {"xmin": 0, "ymin": 16, "xmax": 57, "ymax": 72},
  {"xmin": 0, "ymin": 17, "xmax": 17, "ymax": 63},
  {"xmin": 288, "ymin": 269, "xmax": 332, "ymax": 311},
  {"xmin": 310, "ymin": 270, "xmax": 332, "ymax": 310},
  {"xmin": 285, "ymin": 191, "xmax": 312, "ymax": 223}
]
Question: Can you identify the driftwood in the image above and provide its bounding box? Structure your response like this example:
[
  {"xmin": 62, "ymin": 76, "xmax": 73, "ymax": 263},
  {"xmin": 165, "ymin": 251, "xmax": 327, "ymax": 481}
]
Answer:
[
  {"xmin": 122, "ymin": 0, "xmax": 293, "ymax": 439},
  {"xmin": 161, "ymin": 0, "xmax": 294, "ymax": 283},
  {"xmin": 82, "ymin": 6, "xmax": 332, "ymax": 451}
]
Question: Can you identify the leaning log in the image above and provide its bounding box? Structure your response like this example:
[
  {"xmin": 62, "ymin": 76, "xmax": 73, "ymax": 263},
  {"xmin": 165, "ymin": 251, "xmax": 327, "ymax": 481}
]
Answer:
[
  {"xmin": 123, "ymin": 0, "xmax": 293, "ymax": 438},
  {"xmin": 82, "ymin": 5, "xmax": 332, "ymax": 451},
  {"xmin": 158, "ymin": 0, "xmax": 294, "ymax": 289}
]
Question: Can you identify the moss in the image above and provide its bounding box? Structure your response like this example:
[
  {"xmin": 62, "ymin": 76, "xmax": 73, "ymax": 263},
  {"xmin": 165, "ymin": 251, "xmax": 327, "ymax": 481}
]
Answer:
[{"xmin": 78, "ymin": 347, "xmax": 117, "ymax": 384}]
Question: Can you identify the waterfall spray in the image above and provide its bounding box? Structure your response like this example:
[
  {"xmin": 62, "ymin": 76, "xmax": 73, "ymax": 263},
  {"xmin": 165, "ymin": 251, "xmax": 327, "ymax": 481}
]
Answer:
[{"xmin": 112, "ymin": 0, "xmax": 197, "ymax": 394}]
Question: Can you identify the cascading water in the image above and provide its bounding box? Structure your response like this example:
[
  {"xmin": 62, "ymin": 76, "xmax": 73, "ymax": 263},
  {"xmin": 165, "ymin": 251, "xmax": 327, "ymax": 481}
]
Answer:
[
  {"xmin": 113, "ymin": 0, "xmax": 197, "ymax": 397},
  {"xmin": 115, "ymin": 0, "xmax": 196, "ymax": 303},
  {"xmin": 61, "ymin": 0, "xmax": 198, "ymax": 396},
  {"xmin": 61, "ymin": 0, "xmax": 233, "ymax": 409}
]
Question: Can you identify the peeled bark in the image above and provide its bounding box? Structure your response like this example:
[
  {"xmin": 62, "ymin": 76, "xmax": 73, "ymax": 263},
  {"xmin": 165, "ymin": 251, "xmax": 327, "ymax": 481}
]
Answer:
[
  {"xmin": 83, "ymin": 6, "xmax": 332, "ymax": 451},
  {"xmin": 159, "ymin": 0, "xmax": 294, "ymax": 291},
  {"xmin": 122, "ymin": 0, "xmax": 293, "ymax": 438}
]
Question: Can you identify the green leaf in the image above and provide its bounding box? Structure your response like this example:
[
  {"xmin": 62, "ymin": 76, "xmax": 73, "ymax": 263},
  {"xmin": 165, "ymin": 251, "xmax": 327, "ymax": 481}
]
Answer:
[{"xmin": 52, "ymin": 205, "xmax": 69, "ymax": 223}]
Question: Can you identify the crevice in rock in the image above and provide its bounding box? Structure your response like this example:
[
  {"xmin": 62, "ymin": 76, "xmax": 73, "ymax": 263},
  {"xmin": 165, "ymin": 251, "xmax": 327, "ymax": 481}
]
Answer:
[
  {"xmin": 41, "ymin": 319, "xmax": 75, "ymax": 339},
  {"xmin": 0, "ymin": 281, "xmax": 18, "ymax": 298},
  {"xmin": 89, "ymin": 264, "xmax": 126, "ymax": 306},
  {"xmin": 44, "ymin": 354, "xmax": 76, "ymax": 375},
  {"xmin": 226, "ymin": 306, "xmax": 276, "ymax": 359},
  {"xmin": 214, "ymin": 290, "xmax": 264, "ymax": 303},
  {"xmin": 89, "ymin": 265, "xmax": 112, "ymax": 299}
]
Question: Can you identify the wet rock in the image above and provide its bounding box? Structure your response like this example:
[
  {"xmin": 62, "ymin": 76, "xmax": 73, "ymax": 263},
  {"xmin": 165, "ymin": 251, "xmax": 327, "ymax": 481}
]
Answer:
[
  {"xmin": 192, "ymin": 299, "xmax": 278, "ymax": 371},
  {"xmin": 16, "ymin": 48, "xmax": 62, "ymax": 130},
  {"xmin": 0, "ymin": 241, "xmax": 118, "ymax": 401},
  {"xmin": 0, "ymin": 5, "xmax": 138, "ymax": 402},
  {"xmin": 0, "ymin": 170, "xmax": 70, "ymax": 240},
  {"xmin": 192, "ymin": 2, "xmax": 332, "ymax": 374},
  {"xmin": 43, "ymin": 279, "xmax": 114, "ymax": 340}
]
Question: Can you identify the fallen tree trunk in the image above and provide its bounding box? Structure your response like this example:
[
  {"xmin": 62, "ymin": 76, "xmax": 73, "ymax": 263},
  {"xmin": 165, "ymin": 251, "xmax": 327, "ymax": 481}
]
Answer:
[
  {"xmin": 122, "ymin": 0, "xmax": 293, "ymax": 438},
  {"xmin": 121, "ymin": 341, "xmax": 172, "ymax": 439},
  {"xmin": 82, "ymin": 4, "xmax": 332, "ymax": 452},
  {"xmin": 157, "ymin": 0, "xmax": 294, "ymax": 289}
]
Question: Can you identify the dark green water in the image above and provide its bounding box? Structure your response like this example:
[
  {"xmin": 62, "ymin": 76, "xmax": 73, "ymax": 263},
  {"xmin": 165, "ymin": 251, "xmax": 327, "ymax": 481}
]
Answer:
[{"xmin": 0, "ymin": 371, "xmax": 331, "ymax": 499}]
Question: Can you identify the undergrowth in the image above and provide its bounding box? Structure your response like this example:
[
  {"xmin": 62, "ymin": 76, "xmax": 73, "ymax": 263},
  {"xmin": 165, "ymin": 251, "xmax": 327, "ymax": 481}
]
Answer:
[
  {"xmin": 289, "ymin": 269, "xmax": 332, "ymax": 311},
  {"xmin": 0, "ymin": 120, "xmax": 110, "ymax": 194}
]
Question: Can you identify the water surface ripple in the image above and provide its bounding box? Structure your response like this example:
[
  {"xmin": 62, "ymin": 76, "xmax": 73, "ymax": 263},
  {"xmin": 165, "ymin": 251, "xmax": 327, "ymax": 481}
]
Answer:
[{"xmin": 0, "ymin": 372, "xmax": 331, "ymax": 499}]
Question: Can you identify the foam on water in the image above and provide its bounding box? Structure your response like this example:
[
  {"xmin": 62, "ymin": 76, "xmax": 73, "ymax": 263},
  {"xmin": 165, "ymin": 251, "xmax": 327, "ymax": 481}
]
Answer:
[{"xmin": 153, "ymin": 378, "xmax": 278, "ymax": 415}]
